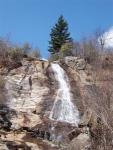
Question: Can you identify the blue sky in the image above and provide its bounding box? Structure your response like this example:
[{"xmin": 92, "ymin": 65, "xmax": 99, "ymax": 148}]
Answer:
[{"xmin": 0, "ymin": 0, "xmax": 113, "ymax": 58}]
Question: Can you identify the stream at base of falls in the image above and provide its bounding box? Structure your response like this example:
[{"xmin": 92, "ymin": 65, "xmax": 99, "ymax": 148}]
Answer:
[{"xmin": 49, "ymin": 63, "xmax": 79, "ymax": 126}]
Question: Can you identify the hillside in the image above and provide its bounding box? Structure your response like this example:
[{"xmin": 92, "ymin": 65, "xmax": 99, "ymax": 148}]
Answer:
[{"xmin": 0, "ymin": 56, "xmax": 113, "ymax": 150}]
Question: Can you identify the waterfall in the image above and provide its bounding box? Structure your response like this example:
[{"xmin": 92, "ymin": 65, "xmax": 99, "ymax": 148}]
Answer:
[{"xmin": 49, "ymin": 63, "xmax": 79, "ymax": 126}]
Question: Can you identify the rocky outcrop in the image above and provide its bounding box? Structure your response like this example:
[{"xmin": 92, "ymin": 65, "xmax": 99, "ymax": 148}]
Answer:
[
  {"xmin": 68, "ymin": 132, "xmax": 90, "ymax": 150},
  {"xmin": 64, "ymin": 56, "xmax": 86, "ymax": 70},
  {"xmin": 61, "ymin": 57, "xmax": 93, "ymax": 87},
  {"xmin": 60, "ymin": 57, "xmax": 103, "ymax": 150},
  {"xmin": 1, "ymin": 56, "xmax": 111, "ymax": 150},
  {"xmin": 6, "ymin": 58, "xmax": 49, "ymax": 111},
  {"xmin": 0, "ymin": 58, "xmax": 59, "ymax": 150},
  {"xmin": 79, "ymin": 108, "xmax": 98, "ymax": 128}
]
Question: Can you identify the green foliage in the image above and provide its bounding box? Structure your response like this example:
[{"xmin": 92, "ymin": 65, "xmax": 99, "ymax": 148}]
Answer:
[
  {"xmin": 49, "ymin": 53, "xmax": 60, "ymax": 61},
  {"xmin": 60, "ymin": 42, "xmax": 73, "ymax": 57},
  {"xmin": 49, "ymin": 42, "xmax": 73, "ymax": 61},
  {"xmin": 48, "ymin": 15, "xmax": 72, "ymax": 54}
]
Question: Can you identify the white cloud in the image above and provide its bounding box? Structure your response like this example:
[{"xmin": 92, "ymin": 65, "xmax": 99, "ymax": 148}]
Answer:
[{"xmin": 102, "ymin": 27, "xmax": 113, "ymax": 48}]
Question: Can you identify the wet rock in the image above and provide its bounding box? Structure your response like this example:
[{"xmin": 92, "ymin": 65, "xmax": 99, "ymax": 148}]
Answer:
[
  {"xmin": 0, "ymin": 105, "xmax": 13, "ymax": 130},
  {"xmin": 0, "ymin": 105, "xmax": 9, "ymax": 114},
  {"xmin": 51, "ymin": 99, "xmax": 62, "ymax": 120},
  {"xmin": 45, "ymin": 131, "xmax": 51, "ymax": 141},
  {"xmin": 30, "ymin": 128, "xmax": 51, "ymax": 141}
]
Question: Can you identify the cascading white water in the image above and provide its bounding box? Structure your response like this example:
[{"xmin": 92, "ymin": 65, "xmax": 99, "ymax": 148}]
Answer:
[{"xmin": 49, "ymin": 63, "xmax": 79, "ymax": 126}]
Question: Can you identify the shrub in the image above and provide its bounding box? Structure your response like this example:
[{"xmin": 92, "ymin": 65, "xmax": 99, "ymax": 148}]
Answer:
[
  {"xmin": 0, "ymin": 37, "xmax": 42, "ymax": 68},
  {"xmin": 101, "ymin": 53, "xmax": 113, "ymax": 70},
  {"xmin": 0, "ymin": 76, "xmax": 5, "ymax": 89},
  {"xmin": 29, "ymin": 49, "xmax": 41, "ymax": 58},
  {"xmin": 9, "ymin": 47, "xmax": 23, "ymax": 61},
  {"xmin": 0, "ymin": 38, "xmax": 10, "ymax": 66},
  {"xmin": 0, "ymin": 76, "xmax": 7, "ymax": 104},
  {"xmin": 60, "ymin": 42, "xmax": 73, "ymax": 57},
  {"xmin": 80, "ymin": 39, "xmax": 99, "ymax": 65},
  {"xmin": 49, "ymin": 53, "xmax": 60, "ymax": 61},
  {"xmin": 22, "ymin": 42, "xmax": 31, "ymax": 55},
  {"xmin": 0, "ymin": 39, "xmax": 23, "ymax": 67}
]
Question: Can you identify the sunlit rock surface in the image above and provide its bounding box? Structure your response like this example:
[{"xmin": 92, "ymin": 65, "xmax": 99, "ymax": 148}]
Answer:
[
  {"xmin": 6, "ymin": 59, "xmax": 49, "ymax": 111},
  {"xmin": 4, "ymin": 59, "xmax": 49, "ymax": 128},
  {"xmin": 0, "ymin": 59, "xmax": 58, "ymax": 150}
]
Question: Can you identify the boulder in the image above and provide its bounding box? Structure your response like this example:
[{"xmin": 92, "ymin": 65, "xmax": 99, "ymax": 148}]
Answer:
[
  {"xmin": 0, "ymin": 143, "xmax": 9, "ymax": 150},
  {"xmin": 68, "ymin": 133, "xmax": 90, "ymax": 150},
  {"xmin": 64, "ymin": 56, "xmax": 86, "ymax": 70},
  {"xmin": 68, "ymin": 128, "xmax": 82, "ymax": 141},
  {"xmin": 79, "ymin": 108, "xmax": 97, "ymax": 128}
]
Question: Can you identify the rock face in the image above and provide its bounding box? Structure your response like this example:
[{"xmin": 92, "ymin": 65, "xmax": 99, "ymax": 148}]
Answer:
[
  {"xmin": 0, "ymin": 56, "xmax": 108, "ymax": 150},
  {"xmin": 0, "ymin": 58, "xmax": 59, "ymax": 150},
  {"xmin": 60, "ymin": 57, "xmax": 104, "ymax": 150},
  {"xmin": 6, "ymin": 59, "xmax": 49, "ymax": 111},
  {"xmin": 4, "ymin": 59, "xmax": 50, "ymax": 130},
  {"xmin": 62, "ymin": 56, "xmax": 92, "ymax": 86},
  {"xmin": 0, "ymin": 57, "xmax": 83, "ymax": 149}
]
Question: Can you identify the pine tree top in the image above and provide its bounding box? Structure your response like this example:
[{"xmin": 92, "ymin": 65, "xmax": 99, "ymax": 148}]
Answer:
[{"xmin": 48, "ymin": 15, "xmax": 72, "ymax": 54}]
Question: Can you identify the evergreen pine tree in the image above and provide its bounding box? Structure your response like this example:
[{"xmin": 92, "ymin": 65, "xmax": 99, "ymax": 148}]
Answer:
[{"xmin": 48, "ymin": 15, "xmax": 72, "ymax": 54}]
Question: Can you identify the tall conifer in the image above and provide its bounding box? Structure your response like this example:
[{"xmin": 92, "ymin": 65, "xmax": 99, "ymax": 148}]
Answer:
[{"xmin": 48, "ymin": 15, "xmax": 72, "ymax": 54}]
